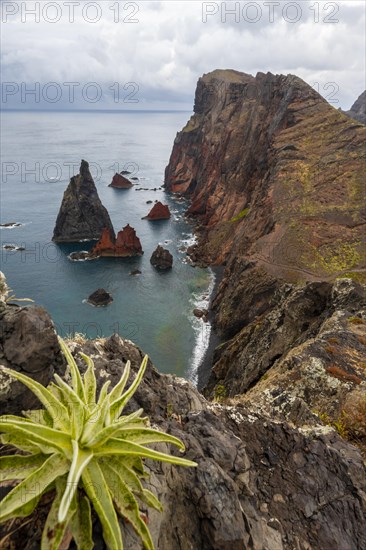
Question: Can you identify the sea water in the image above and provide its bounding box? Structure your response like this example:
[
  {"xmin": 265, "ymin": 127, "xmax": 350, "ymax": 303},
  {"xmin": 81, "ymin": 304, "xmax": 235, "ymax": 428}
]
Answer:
[{"xmin": 0, "ymin": 110, "xmax": 214, "ymax": 379}]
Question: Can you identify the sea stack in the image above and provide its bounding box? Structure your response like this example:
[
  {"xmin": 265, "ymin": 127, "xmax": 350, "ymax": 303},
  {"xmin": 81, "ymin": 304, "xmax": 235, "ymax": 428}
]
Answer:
[
  {"xmin": 150, "ymin": 245, "xmax": 173, "ymax": 269},
  {"xmin": 52, "ymin": 160, "xmax": 114, "ymax": 243},
  {"xmin": 109, "ymin": 173, "xmax": 133, "ymax": 189},
  {"xmin": 91, "ymin": 225, "xmax": 143, "ymax": 257},
  {"xmin": 142, "ymin": 201, "xmax": 171, "ymax": 220},
  {"xmin": 87, "ymin": 288, "xmax": 113, "ymax": 306}
]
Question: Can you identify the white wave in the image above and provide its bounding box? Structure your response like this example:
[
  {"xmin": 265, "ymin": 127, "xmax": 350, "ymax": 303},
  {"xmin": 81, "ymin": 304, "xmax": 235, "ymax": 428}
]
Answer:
[{"xmin": 188, "ymin": 268, "xmax": 216, "ymax": 386}]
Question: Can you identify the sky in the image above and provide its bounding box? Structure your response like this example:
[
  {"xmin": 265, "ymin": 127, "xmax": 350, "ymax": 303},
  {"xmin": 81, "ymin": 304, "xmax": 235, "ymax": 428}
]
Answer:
[{"xmin": 1, "ymin": 0, "xmax": 365, "ymax": 111}]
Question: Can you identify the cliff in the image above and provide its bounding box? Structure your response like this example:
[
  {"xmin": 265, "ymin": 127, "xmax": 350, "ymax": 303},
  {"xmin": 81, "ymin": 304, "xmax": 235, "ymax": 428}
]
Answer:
[
  {"xmin": 165, "ymin": 70, "xmax": 366, "ymax": 338},
  {"xmin": 90, "ymin": 224, "xmax": 143, "ymax": 257},
  {"xmin": 344, "ymin": 90, "xmax": 366, "ymax": 124},
  {"xmin": 53, "ymin": 160, "xmax": 114, "ymax": 242},
  {"xmin": 0, "ymin": 289, "xmax": 365, "ymax": 550}
]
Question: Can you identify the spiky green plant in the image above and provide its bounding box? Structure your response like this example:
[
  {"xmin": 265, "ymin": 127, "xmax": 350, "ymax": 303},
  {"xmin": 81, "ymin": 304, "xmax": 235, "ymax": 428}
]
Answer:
[{"xmin": 0, "ymin": 338, "xmax": 197, "ymax": 549}]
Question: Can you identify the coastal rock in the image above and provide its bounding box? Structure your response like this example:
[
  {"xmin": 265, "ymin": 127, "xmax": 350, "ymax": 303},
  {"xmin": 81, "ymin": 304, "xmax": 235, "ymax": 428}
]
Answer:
[
  {"xmin": 193, "ymin": 308, "xmax": 208, "ymax": 320},
  {"xmin": 68, "ymin": 251, "xmax": 92, "ymax": 261},
  {"xmin": 0, "ymin": 303, "xmax": 64, "ymax": 415},
  {"xmin": 2, "ymin": 328, "xmax": 365, "ymax": 550},
  {"xmin": 109, "ymin": 173, "xmax": 133, "ymax": 189},
  {"xmin": 91, "ymin": 225, "xmax": 143, "ymax": 257},
  {"xmin": 343, "ymin": 90, "xmax": 366, "ymax": 124},
  {"xmin": 0, "ymin": 222, "xmax": 22, "ymax": 228},
  {"xmin": 150, "ymin": 245, "xmax": 173, "ymax": 270},
  {"xmin": 129, "ymin": 269, "xmax": 142, "ymax": 276},
  {"xmin": 143, "ymin": 201, "xmax": 171, "ymax": 220},
  {"xmin": 52, "ymin": 160, "xmax": 114, "ymax": 243},
  {"xmin": 87, "ymin": 288, "xmax": 113, "ymax": 306}
]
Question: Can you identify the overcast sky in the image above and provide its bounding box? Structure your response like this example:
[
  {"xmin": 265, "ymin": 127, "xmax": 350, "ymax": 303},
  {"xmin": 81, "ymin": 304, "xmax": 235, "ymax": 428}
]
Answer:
[{"xmin": 1, "ymin": 0, "xmax": 365, "ymax": 110}]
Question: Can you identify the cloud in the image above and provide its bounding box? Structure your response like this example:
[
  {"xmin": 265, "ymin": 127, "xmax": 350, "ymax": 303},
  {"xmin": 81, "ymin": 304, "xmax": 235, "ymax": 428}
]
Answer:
[{"xmin": 1, "ymin": 0, "xmax": 365, "ymax": 110}]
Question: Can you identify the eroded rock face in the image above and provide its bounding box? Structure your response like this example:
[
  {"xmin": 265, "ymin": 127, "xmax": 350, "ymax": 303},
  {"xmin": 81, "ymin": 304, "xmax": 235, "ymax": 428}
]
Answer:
[
  {"xmin": 3, "ymin": 333, "xmax": 365, "ymax": 550},
  {"xmin": 143, "ymin": 201, "xmax": 171, "ymax": 220},
  {"xmin": 91, "ymin": 225, "xmax": 143, "ymax": 257},
  {"xmin": 109, "ymin": 173, "xmax": 133, "ymax": 189},
  {"xmin": 0, "ymin": 303, "xmax": 65, "ymax": 414},
  {"xmin": 52, "ymin": 160, "xmax": 114, "ymax": 243},
  {"xmin": 150, "ymin": 245, "xmax": 173, "ymax": 269},
  {"xmin": 343, "ymin": 90, "xmax": 366, "ymax": 124},
  {"xmin": 164, "ymin": 70, "xmax": 366, "ymax": 342}
]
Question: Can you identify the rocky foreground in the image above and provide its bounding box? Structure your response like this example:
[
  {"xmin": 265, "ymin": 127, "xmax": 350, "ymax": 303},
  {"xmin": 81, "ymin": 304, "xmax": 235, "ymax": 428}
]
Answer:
[{"xmin": 0, "ymin": 289, "xmax": 365, "ymax": 549}]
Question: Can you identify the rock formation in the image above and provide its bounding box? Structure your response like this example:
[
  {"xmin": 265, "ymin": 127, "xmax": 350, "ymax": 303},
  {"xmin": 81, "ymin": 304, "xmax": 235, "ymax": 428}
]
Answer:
[
  {"xmin": 150, "ymin": 245, "xmax": 173, "ymax": 269},
  {"xmin": 165, "ymin": 69, "xmax": 366, "ymax": 388},
  {"xmin": 343, "ymin": 90, "xmax": 366, "ymax": 124},
  {"xmin": 91, "ymin": 225, "xmax": 143, "ymax": 257},
  {"xmin": 87, "ymin": 288, "xmax": 113, "ymax": 306},
  {"xmin": 143, "ymin": 201, "xmax": 171, "ymax": 220},
  {"xmin": 109, "ymin": 172, "xmax": 133, "ymax": 189},
  {"xmin": 1, "ymin": 299, "xmax": 365, "ymax": 549},
  {"xmin": 52, "ymin": 160, "xmax": 114, "ymax": 242}
]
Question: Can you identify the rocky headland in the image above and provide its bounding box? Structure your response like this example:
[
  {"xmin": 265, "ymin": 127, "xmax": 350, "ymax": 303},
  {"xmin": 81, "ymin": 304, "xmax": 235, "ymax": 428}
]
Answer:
[
  {"xmin": 343, "ymin": 90, "xmax": 366, "ymax": 125},
  {"xmin": 53, "ymin": 160, "xmax": 114, "ymax": 243},
  {"xmin": 0, "ymin": 286, "xmax": 365, "ymax": 550}
]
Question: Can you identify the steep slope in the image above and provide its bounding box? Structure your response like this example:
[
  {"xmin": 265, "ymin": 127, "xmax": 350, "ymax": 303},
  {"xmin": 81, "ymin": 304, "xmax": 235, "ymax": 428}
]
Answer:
[
  {"xmin": 53, "ymin": 159, "xmax": 114, "ymax": 242},
  {"xmin": 344, "ymin": 90, "xmax": 366, "ymax": 124},
  {"xmin": 165, "ymin": 70, "xmax": 366, "ymax": 339}
]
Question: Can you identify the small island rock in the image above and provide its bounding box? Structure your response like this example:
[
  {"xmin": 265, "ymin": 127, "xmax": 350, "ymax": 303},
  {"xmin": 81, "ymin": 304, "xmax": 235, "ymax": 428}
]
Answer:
[
  {"xmin": 91, "ymin": 225, "xmax": 143, "ymax": 257},
  {"xmin": 87, "ymin": 288, "xmax": 113, "ymax": 307},
  {"xmin": 150, "ymin": 245, "xmax": 173, "ymax": 270},
  {"xmin": 109, "ymin": 173, "xmax": 133, "ymax": 189},
  {"xmin": 143, "ymin": 201, "xmax": 171, "ymax": 221}
]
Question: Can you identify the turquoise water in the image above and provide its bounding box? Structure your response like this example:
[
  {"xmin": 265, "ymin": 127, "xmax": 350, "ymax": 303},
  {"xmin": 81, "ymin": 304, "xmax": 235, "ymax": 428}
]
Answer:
[{"xmin": 0, "ymin": 110, "xmax": 213, "ymax": 378}]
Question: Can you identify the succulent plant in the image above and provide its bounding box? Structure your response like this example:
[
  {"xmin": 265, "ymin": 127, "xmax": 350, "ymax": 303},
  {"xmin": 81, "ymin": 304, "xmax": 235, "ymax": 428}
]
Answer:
[{"xmin": 0, "ymin": 338, "xmax": 197, "ymax": 549}]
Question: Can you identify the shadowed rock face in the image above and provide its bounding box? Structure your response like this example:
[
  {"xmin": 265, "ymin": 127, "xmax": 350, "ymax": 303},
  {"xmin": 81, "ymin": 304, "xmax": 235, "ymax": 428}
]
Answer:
[
  {"xmin": 52, "ymin": 160, "xmax": 114, "ymax": 243},
  {"xmin": 165, "ymin": 69, "xmax": 366, "ymax": 345},
  {"xmin": 2, "ymin": 326, "xmax": 365, "ymax": 550},
  {"xmin": 343, "ymin": 90, "xmax": 366, "ymax": 124},
  {"xmin": 142, "ymin": 201, "xmax": 171, "ymax": 220},
  {"xmin": 91, "ymin": 225, "xmax": 143, "ymax": 257}
]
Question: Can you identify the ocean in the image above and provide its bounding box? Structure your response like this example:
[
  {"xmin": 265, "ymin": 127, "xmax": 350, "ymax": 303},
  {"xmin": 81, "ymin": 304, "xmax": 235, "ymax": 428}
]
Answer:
[{"xmin": 0, "ymin": 110, "xmax": 213, "ymax": 380}]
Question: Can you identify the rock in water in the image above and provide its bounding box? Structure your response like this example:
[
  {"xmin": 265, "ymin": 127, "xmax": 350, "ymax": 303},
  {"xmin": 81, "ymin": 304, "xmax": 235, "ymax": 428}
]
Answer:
[
  {"xmin": 109, "ymin": 173, "xmax": 133, "ymax": 189},
  {"xmin": 52, "ymin": 159, "xmax": 114, "ymax": 242},
  {"xmin": 91, "ymin": 225, "xmax": 143, "ymax": 257},
  {"xmin": 142, "ymin": 201, "xmax": 171, "ymax": 220},
  {"xmin": 150, "ymin": 245, "xmax": 173, "ymax": 269},
  {"xmin": 87, "ymin": 288, "xmax": 113, "ymax": 306}
]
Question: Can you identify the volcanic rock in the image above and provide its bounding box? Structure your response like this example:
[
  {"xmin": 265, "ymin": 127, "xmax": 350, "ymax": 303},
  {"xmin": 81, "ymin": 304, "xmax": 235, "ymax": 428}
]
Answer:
[
  {"xmin": 3, "ymin": 328, "xmax": 365, "ymax": 550},
  {"xmin": 109, "ymin": 173, "xmax": 133, "ymax": 189},
  {"xmin": 52, "ymin": 160, "xmax": 114, "ymax": 243},
  {"xmin": 143, "ymin": 201, "xmax": 171, "ymax": 220},
  {"xmin": 0, "ymin": 222, "xmax": 22, "ymax": 228},
  {"xmin": 343, "ymin": 90, "xmax": 366, "ymax": 124},
  {"xmin": 150, "ymin": 245, "xmax": 173, "ymax": 269},
  {"xmin": 193, "ymin": 308, "xmax": 208, "ymax": 319},
  {"xmin": 87, "ymin": 288, "xmax": 113, "ymax": 306},
  {"xmin": 91, "ymin": 225, "xmax": 143, "ymax": 257},
  {"xmin": 130, "ymin": 269, "xmax": 142, "ymax": 276}
]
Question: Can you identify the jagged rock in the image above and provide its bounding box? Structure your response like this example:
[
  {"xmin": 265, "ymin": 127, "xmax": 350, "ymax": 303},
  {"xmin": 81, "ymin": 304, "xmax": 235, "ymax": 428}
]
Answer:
[
  {"xmin": 87, "ymin": 288, "xmax": 113, "ymax": 306},
  {"xmin": 109, "ymin": 173, "xmax": 133, "ymax": 189},
  {"xmin": 91, "ymin": 225, "xmax": 143, "ymax": 257},
  {"xmin": 143, "ymin": 201, "xmax": 171, "ymax": 220},
  {"xmin": 193, "ymin": 308, "xmax": 208, "ymax": 320},
  {"xmin": 0, "ymin": 222, "xmax": 22, "ymax": 228},
  {"xmin": 0, "ymin": 303, "xmax": 64, "ymax": 414},
  {"xmin": 3, "ymin": 332, "xmax": 365, "ymax": 550},
  {"xmin": 343, "ymin": 90, "xmax": 366, "ymax": 124},
  {"xmin": 150, "ymin": 245, "xmax": 173, "ymax": 270},
  {"xmin": 52, "ymin": 160, "xmax": 114, "ymax": 243},
  {"xmin": 129, "ymin": 269, "xmax": 142, "ymax": 276}
]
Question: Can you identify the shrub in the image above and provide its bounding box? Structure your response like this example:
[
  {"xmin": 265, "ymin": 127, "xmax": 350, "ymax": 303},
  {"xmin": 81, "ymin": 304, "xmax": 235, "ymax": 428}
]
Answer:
[{"xmin": 0, "ymin": 338, "xmax": 196, "ymax": 549}]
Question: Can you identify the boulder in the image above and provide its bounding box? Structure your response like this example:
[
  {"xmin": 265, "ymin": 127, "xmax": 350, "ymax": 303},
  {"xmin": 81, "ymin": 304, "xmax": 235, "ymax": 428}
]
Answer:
[
  {"xmin": 193, "ymin": 308, "xmax": 209, "ymax": 319},
  {"xmin": 52, "ymin": 160, "xmax": 114, "ymax": 243},
  {"xmin": 150, "ymin": 245, "xmax": 173, "ymax": 270},
  {"xmin": 87, "ymin": 288, "xmax": 113, "ymax": 307},
  {"xmin": 130, "ymin": 269, "xmax": 142, "ymax": 276},
  {"xmin": 109, "ymin": 173, "xmax": 133, "ymax": 189},
  {"xmin": 143, "ymin": 201, "xmax": 171, "ymax": 220}
]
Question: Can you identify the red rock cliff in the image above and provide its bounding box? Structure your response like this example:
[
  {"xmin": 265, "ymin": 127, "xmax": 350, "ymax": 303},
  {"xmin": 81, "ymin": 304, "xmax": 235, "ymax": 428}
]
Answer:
[{"xmin": 165, "ymin": 69, "xmax": 366, "ymax": 337}]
